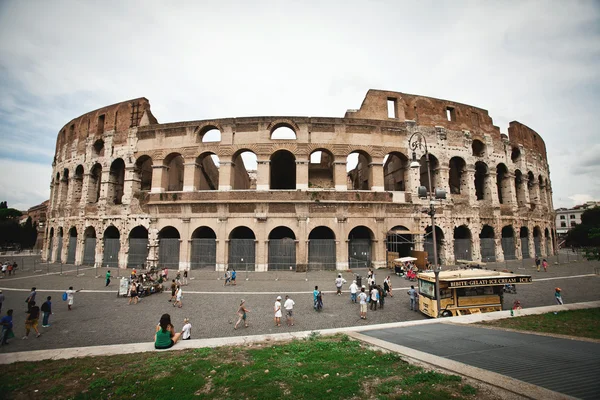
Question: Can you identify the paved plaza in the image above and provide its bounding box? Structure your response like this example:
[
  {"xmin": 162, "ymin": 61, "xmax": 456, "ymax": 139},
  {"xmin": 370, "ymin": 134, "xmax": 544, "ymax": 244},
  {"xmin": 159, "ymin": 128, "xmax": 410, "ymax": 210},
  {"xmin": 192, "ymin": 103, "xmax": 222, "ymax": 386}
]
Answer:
[{"xmin": 0, "ymin": 258, "xmax": 598, "ymax": 355}]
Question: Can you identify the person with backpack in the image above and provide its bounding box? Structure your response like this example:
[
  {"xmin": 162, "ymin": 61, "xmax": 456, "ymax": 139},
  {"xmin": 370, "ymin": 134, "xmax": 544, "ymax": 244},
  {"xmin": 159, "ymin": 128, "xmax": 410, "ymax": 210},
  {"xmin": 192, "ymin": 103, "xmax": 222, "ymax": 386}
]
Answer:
[
  {"xmin": 26, "ymin": 287, "xmax": 37, "ymax": 312},
  {"xmin": 41, "ymin": 296, "xmax": 52, "ymax": 327}
]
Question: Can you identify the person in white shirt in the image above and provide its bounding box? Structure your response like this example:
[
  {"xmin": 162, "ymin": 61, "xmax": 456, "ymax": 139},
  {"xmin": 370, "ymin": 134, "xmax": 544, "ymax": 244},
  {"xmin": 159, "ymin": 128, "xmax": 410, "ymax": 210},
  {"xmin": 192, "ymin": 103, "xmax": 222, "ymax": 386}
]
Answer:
[
  {"xmin": 173, "ymin": 286, "xmax": 183, "ymax": 308},
  {"xmin": 358, "ymin": 286, "xmax": 368, "ymax": 319},
  {"xmin": 65, "ymin": 286, "xmax": 81, "ymax": 311},
  {"xmin": 274, "ymin": 296, "xmax": 282, "ymax": 327},
  {"xmin": 370, "ymin": 286, "xmax": 379, "ymax": 311},
  {"xmin": 335, "ymin": 274, "xmax": 347, "ymax": 296},
  {"xmin": 181, "ymin": 318, "xmax": 192, "ymax": 340},
  {"xmin": 349, "ymin": 280, "xmax": 359, "ymax": 303},
  {"xmin": 283, "ymin": 295, "xmax": 295, "ymax": 326}
]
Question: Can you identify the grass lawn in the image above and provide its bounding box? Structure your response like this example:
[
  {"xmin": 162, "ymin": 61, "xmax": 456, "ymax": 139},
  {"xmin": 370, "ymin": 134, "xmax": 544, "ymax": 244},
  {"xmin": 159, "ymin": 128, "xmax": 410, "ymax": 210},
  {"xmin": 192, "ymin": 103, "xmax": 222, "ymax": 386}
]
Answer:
[
  {"xmin": 0, "ymin": 334, "xmax": 485, "ymax": 400},
  {"xmin": 481, "ymin": 308, "xmax": 600, "ymax": 339}
]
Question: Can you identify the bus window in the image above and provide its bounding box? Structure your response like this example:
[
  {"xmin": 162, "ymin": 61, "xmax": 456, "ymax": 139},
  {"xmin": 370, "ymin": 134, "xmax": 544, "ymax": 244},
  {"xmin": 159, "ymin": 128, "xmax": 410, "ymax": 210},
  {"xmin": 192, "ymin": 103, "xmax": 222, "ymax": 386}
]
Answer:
[
  {"xmin": 418, "ymin": 279, "xmax": 435, "ymax": 298},
  {"xmin": 440, "ymin": 288, "xmax": 452, "ymax": 299}
]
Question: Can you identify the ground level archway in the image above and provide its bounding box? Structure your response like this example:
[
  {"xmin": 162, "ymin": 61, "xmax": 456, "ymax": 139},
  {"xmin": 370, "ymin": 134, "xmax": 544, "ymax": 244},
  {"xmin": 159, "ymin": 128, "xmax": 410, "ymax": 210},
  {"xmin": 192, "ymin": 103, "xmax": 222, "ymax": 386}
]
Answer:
[
  {"xmin": 308, "ymin": 226, "xmax": 336, "ymax": 271},
  {"xmin": 268, "ymin": 226, "xmax": 296, "ymax": 270},
  {"xmin": 228, "ymin": 226, "xmax": 256, "ymax": 271},
  {"xmin": 348, "ymin": 226, "xmax": 373, "ymax": 269},
  {"xmin": 190, "ymin": 227, "xmax": 217, "ymax": 269}
]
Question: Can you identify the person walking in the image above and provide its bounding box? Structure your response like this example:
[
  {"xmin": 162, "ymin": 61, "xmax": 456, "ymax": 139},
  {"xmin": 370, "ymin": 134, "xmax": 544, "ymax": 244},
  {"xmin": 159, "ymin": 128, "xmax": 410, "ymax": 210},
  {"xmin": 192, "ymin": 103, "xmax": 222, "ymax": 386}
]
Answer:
[
  {"xmin": 173, "ymin": 286, "xmax": 183, "ymax": 308},
  {"xmin": 407, "ymin": 285, "xmax": 418, "ymax": 311},
  {"xmin": 223, "ymin": 270, "xmax": 231, "ymax": 286},
  {"xmin": 555, "ymin": 288, "xmax": 563, "ymax": 305},
  {"xmin": 313, "ymin": 286, "xmax": 319, "ymax": 310},
  {"xmin": 542, "ymin": 259, "xmax": 548, "ymax": 272},
  {"xmin": 105, "ymin": 270, "xmax": 111, "ymax": 287},
  {"xmin": 169, "ymin": 280, "xmax": 177, "ymax": 302},
  {"xmin": 377, "ymin": 285, "xmax": 385, "ymax": 309},
  {"xmin": 284, "ymin": 295, "xmax": 295, "ymax": 326},
  {"xmin": 1, "ymin": 262, "xmax": 7, "ymax": 278},
  {"xmin": 231, "ymin": 269, "xmax": 237, "ymax": 285},
  {"xmin": 358, "ymin": 287, "xmax": 368, "ymax": 319},
  {"xmin": 182, "ymin": 270, "xmax": 188, "ymax": 286},
  {"xmin": 128, "ymin": 281, "xmax": 139, "ymax": 305},
  {"xmin": 41, "ymin": 296, "xmax": 52, "ymax": 327},
  {"xmin": 274, "ymin": 296, "xmax": 282, "ymax": 327},
  {"xmin": 23, "ymin": 301, "xmax": 41, "ymax": 339},
  {"xmin": 234, "ymin": 299, "xmax": 249, "ymax": 329},
  {"xmin": 349, "ymin": 280, "xmax": 358, "ymax": 303},
  {"xmin": 335, "ymin": 274, "xmax": 347, "ymax": 296},
  {"xmin": 0, "ymin": 309, "xmax": 14, "ymax": 345},
  {"xmin": 26, "ymin": 287, "xmax": 37, "ymax": 312},
  {"xmin": 535, "ymin": 256, "xmax": 541, "ymax": 272},
  {"xmin": 65, "ymin": 286, "xmax": 82, "ymax": 311},
  {"xmin": 181, "ymin": 318, "xmax": 192, "ymax": 340},
  {"xmin": 370, "ymin": 285, "xmax": 378, "ymax": 311},
  {"xmin": 384, "ymin": 276, "xmax": 393, "ymax": 297}
]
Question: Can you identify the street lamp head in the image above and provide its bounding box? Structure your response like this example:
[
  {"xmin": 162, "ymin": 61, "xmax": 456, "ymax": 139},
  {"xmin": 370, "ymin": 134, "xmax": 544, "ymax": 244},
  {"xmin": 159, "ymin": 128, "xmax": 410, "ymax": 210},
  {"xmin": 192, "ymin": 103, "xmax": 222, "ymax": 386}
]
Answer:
[{"xmin": 409, "ymin": 152, "xmax": 421, "ymax": 169}]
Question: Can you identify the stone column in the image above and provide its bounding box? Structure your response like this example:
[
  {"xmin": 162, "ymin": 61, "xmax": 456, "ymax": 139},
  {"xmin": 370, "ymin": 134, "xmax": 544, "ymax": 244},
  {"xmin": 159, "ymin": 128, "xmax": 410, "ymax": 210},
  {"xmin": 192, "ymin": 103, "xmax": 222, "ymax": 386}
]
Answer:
[
  {"xmin": 521, "ymin": 176, "xmax": 531, "ymax": 208},
  {"xmin": 150, "ymin": 165, "xmax": 167, "ymax": 193},
  {"xmin": 95, "ymin": 232, "xmax": 103, "ymax": 268},
  {"xmin": 489, "ymin": 171, "xmax": 500, "ymax": 207},
  {"xmin": 183, "ymin": 162, "xmax": 197, "ymax": 192},
  {"xmin": 494, "ymin": 237, "xmax": 504, "ymax": 262},
  {"xmin": 218, "ymin": 157, "xmax": 233, "ymax": 191},
  {"xmin": 296, "ymin": 158, "xmax": 309, "ymax": 190},
  {"xmin": 528, "ymin": 227, "xmax": 535, "ymax": 258},
  {"xmin": 98, "ymin": 169, "xmax": 111, "ymax": 204},
  {"xmin": 334, "ymin": 161, "xmax": 347, "ymax": 191},
  {"xmin": 256, "ymin": 160, "xmax": 270, "ymax": 191},
  {"xmin": 61, "ymin": 235, "xmax": 69, "ymax": 264},
  {"xmin": 505, "ymin": 173, "xmax": 517, "ymax": 207},
  {"xmin": 179, "ymin": 218, "xmax": 191, "ymax": 270},
  {"xmin": 408, "ymin": 163, "xmax": 421, "ymax": 199},
  {"xmin": 296, "ymin": 217, "xmax": 308, "ymax": 268},
  {"xmin": 471, "ymin": 235, "xmax": 481, "ymax": 262},
  {"xmin": 370, "ymin": 161, "xmax": 385, "ymax": 192},
  {"xmin": 75, "ymin": 235, "xmax": 85, "ymax": 265},
  {"xmin": 336, "ymin": 220, "xmax": 348, "ymax": 270},
  {"xmin": 255, "ymin": 220, "xmax": 267, "ymax": 271},
  {"xmin": 216, "ymin": 219, "xmax": 228, "ymax": 271},
  {"xmin": 464, "ymin": 167, "xmax": 476, "ymax": 204},
  {"xmin": 436, "ymin": 166, "xmax": 450, "ymax": 196},
  {"xmin": 122, "ymin": 165, "xmax": 137, "ymax": 205},
  {"xmin": 118, "ymin": 235, "xmax": 128, "ymax": 269}
]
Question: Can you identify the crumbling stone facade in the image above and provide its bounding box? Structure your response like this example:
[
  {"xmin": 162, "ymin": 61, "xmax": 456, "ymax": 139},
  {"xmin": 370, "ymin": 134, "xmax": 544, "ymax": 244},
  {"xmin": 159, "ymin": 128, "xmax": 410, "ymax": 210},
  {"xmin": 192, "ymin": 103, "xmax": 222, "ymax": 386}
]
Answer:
[{"xmin": 43, "ymin": 90, "xmax": 556, "ymax": 271}]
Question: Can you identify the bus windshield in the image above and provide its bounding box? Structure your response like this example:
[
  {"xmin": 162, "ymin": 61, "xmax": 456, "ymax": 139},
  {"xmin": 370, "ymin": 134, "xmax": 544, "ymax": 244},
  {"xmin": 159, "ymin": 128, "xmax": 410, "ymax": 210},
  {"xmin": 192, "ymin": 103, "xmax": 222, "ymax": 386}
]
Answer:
[{"xmin": 418, "ymin": 279, "xmax": 435, "ymax": 299}]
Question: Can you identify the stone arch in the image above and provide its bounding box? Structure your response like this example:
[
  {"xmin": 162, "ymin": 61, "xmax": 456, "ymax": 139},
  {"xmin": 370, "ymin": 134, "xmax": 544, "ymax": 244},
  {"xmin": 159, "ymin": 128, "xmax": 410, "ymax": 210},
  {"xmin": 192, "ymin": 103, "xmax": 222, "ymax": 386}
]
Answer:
[
  {"xmin": 72, "ymin": 165, "xmax": 84, "ymax": 206},
  {"xmin": 56, "ymin": 227, "xmax": 64, "ymax": 263},
  {"xmin": 270, "ymin": 123, "xmax": 297, "ymax": 140},
  {"xmin": 309, "ymin": 148, "xmax": 335, "ymax": 189},
  {"xmin": 270, "ymin": 149, "xmax": 296, "ymax": 189},
  {"xmin": 424, "ymin": 225, "xmax": 444, "ymax": 264},
  {"xmin": 496, "ymin": 163, "xmax": 510, "ymax": 204},
  {"xmin": 128, "ymin": 226, "xmax": 149, "ymax": 268},
  {"xmin": 520, "ymin": 226, "xmax": 530, "ymax": 259},
  {"xmin": 454, "ymin": 225, "xmax": 472, "ymax": 261},
  {"xmin": 472, "ymin": 139, "xmax": 485, "ymax": 157},
  {"xmin": 475, "ymin": 161, "xmax": 490, "ymax": 201},
  {"xmin": 308, "ymin": 226, "xmax": 337, "ymax": 270},
  {"xmin": 82, "ymin": 226, "xmax": 97, "ymax": 265},
  {"xmin": 158, "ymin": 226, "xmax": 181, "ymax": 269},
  {"xmin": 47, "ymin": 227, "xmax": 55, "ymax": 260},
  {"xmin": 527, "ymin": 171, "xmax": 536, "ymax": 208},
  {"xmin": 419, "ymin": 153, "xmax": 440, "ymax": 192},
  {"xmin": 511, "ymin": 146, "xmax": 521, "ymax": 162},
  {"xmin": 501, "ymin": 225, "xmax": 516, "ymax": 260},
  {"xmin": 514, "ymin": 170, "xmax": 526, "ymax": 206},
  {"xmin": 135, "ymin": 155, "xmax": 153, "ymax": 192},
  {"xmin": 383, "ymin": 151, "xmax": 409, "ymax": 192},
  {"xmin": 449, "ymin": 156, "xmax": 467, "ymax": 195},
  {"xmin": 228, "ymin": 226, "xmax": 256, "ymax": 271},
  {"xmin": 195, "ymin": 152, "xmax": 220, "ymax": 190},
  {"xmin": 190, "ymin": 226, "xmax": 217, "ymax": 269},
  {"xmin": 348, "ymin": 225, "xmax": 374, "ymax": 269},
  {"xmin": 533, "ymin": 226, "xmax": 542, "ymax": 256},
  {"xmin": 479, "ymin": 225, "xmax": 495, "ymax": 262},
  {"xmin": 386, "ymin": 225, "xmax": 413, "ymax": 259},
  {"xmin": 108, "ymin": 158, "xmax": 126, "ymax": 204},
  {"xmin": 544, "ymin": 227, "xmax": 553, "ymax": 255},
  {"xmin": 197, "ymin": 125, "xmax": 222, "ymax": 143},
  {"xmin": 267, "ymin": 119, "xmax": 299, "ymax": 134},
  {"xmin": 89, "ymin": 163, "xmax": 102, "ymax": 203},
  {"xmin": 66, "ymin": 226, "xmax": 78, "ymax": 264},
  {"xmin": 102, "ymin": 225, "xmax": 120, "ymax": 268},
  {"xmin": 164, "ymin": 153, "xmax": 184, "ymax": 191},
  {"xmin": 231, "ymin": 149, "xmax": 256, "ymax": 190},
  {"xmin": 268, "ymin": 226, "xmax": 297, "ymax": 270},
  {"xmin": 59, "ymin": 168, "xmax": 70, "ymax": 204},
  {"xmin": 538, "ymin": 175, "xmax": 546, "ymax": 207},
  {"xmin": 93, "ymin": 139, "xmax": 105, "ymax": 157},
  {"xmin": 347, "ymin": 150, "xmax": 372, "ymax": 190}
]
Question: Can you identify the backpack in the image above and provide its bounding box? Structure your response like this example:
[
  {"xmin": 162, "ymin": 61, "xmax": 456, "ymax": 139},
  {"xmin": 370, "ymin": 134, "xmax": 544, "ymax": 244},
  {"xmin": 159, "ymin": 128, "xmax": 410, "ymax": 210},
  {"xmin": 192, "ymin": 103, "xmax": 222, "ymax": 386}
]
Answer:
[{"xmin": 62, "ymin": 292, "xmax": 68, "ymax": 301}]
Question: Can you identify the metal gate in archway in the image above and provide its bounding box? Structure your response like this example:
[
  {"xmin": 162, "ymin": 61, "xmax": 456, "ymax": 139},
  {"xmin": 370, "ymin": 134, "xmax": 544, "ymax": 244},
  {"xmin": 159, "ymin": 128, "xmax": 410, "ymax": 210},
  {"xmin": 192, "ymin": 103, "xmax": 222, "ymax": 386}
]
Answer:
[
  {"xmin": 480, "ymin": 238, "xmax": 496, "ymax": 262},
  {"xmin": 454, "ymin": 239, "xmax": 472, "ymax": 261},
  {"xmin": 47, "ymin": 237, "xmax": 53, "ymax": 261},
  {"xmin": 534, "ymin": 237, "xmax": 542, "ymax": 257},
  {"xmin": 190, "ymin": 239, "xmax": 216, "ymax": 269},
  {"xmin": 546, "ymin": 238, "xmax": 552, "ymax": 255},
  {"xmin": 66, "ymin": 236, "xmax": 77, "ymax": 264},
  {"xmin": 348, "ymin": 239, "xmax": 371, "ymax": 269},
  {"xmin": 228, "ymin": 239, "xmax": 255, "ymax": 271},
  {"xmin": 128, "ymin": 238, "xmax": 149, "ymax": 268},
  {"xmin": 83, "ymin": 238, "xmax": 96, "ymax": 265},
  {"xmin": 521, "ymin": 237, "xmax": 530, "ymax": 259},
  {"xmin": 423, "ymin": 239, "xmax": 441, "ymax": 264},
  {"xmin": 159, "ymin": 239, "xmax": 180, "ymax": 269},
  {"xmin": 308, "ymin": 240, "xmax": 336, "ymax": 271},
  {"xmin": 268, "ymin": 239, "xmax": 296, "ymax": 271},
  {"xmin": 103, "ymin": 238, "xmax": 120, "ymax": 268},
  {"xmin": 501, "ymin": 238, "xmax": 516, "ymax": 260},
  {"xmin": 56, "ymin": 238, "xmax": 63, "ymax": 263}
]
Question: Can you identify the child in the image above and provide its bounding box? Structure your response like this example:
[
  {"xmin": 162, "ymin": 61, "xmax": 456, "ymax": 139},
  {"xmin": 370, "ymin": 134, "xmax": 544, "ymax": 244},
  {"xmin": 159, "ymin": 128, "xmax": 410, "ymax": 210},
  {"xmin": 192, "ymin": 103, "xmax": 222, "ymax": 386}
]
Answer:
[
  {"xmin": 313, "ymin": 286, "xmax": 319, "ymax": 310},
  {"xmin": 542, "ymin": 259, "xmax": 548, "ymax": 272},
  {"xmin": 181, "ymin": 318, "xmax": 192, "ymax": 340},
  {"xmin": 231, "ymin": 269, "xmax": 237, "ymax": 285},
  {"xmin": 224, "ymin": 270, "xmax": 231, "ymax": 286},
  {"xmin": 555, "ymin": 288, "xmax": 563, "ymax": 305}
]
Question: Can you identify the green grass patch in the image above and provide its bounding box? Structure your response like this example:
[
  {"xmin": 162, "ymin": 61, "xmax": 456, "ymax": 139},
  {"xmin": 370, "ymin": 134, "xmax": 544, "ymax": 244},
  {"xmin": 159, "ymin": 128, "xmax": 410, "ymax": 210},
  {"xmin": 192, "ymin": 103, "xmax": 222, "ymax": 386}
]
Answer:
[
  {"xmin": 480, "ymin": 308, "xmax": 600, "ymax": 339},
  {"xmin": 0, "ymin": 335, "xmax": 486, "ymax": 400}
]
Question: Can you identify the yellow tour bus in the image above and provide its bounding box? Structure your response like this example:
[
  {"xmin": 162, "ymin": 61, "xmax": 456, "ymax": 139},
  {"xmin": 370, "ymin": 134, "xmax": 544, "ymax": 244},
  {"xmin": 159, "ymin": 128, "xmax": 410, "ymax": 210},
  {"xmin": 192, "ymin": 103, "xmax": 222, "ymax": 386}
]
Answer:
[{"xmin": 417, "ymin": 269, "xmax": 532, "ymax": 318}]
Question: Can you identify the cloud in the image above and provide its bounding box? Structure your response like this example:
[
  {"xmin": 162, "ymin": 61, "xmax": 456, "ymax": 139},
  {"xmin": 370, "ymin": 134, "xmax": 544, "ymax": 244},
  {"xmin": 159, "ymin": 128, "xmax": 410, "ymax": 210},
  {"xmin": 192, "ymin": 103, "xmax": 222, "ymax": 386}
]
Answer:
[{"xmin": 0, "ymin": 159, "xmax": 51, "ymax": 210}]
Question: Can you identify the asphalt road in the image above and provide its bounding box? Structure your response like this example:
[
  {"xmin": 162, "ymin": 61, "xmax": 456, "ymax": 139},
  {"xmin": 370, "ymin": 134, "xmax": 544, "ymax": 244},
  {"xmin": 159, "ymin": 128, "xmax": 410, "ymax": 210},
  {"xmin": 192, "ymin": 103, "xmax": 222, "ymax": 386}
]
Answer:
[{"xmin": 0, "ymin": 260, "xmax": 598, "ymax": 355}]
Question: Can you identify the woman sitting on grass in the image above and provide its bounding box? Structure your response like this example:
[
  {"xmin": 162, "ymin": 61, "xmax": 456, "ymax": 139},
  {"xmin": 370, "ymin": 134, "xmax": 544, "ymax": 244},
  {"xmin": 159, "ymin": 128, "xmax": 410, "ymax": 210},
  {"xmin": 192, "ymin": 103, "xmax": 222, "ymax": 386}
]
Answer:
[{"xmin": 155, "ymin": 313, "xmax": 181, "ymax": 349}]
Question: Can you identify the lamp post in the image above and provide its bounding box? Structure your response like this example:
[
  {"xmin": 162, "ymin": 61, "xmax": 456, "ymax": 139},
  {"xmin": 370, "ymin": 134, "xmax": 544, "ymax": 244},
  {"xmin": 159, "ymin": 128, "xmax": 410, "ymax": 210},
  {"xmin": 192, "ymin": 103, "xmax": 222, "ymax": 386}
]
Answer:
[{"xmin": 408, "ymin": 132, "xmax": 446, "ymax": 317}]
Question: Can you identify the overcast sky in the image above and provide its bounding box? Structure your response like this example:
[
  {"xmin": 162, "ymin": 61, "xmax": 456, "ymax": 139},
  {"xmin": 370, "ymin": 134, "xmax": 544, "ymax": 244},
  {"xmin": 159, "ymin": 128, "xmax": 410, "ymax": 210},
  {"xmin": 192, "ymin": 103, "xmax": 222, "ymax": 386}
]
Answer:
[{"xmin": 0, "ymin": 0, "xmax": 599, "ymax": 210}]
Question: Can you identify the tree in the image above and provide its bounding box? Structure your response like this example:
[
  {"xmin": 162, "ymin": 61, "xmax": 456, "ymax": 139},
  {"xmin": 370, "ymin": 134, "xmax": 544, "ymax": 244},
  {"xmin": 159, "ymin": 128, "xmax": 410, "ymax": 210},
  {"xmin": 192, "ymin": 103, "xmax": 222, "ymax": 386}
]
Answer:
[{"xmin": 566, "ymin": 206, "xmax": 600, "ymax": 260}]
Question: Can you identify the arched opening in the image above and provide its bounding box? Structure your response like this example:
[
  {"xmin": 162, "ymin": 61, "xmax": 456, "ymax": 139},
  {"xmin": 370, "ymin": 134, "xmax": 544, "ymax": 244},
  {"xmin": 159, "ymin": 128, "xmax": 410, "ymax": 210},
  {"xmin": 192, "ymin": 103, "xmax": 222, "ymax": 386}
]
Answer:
[
  {"xmin": 533, "ymin": 226, "xmax": 542, "ymax": 257},
  {"xmin": 128, "ymin": 226, "xmax": 149, "ymax": 268},
  {"xmin": 472, "ymin": 139, "xmax": 485, "ymax": 157},
  {"xmin": 309, "ymin": 149, "xmax": 334, "ymax": 189},
  {"xmin": 164, "ymin": 153, "xmax": 184, "ymax": 191},
  {"xmin": 268, "ymin": 226, "xmax": 296, "ymax": 270},
  {"xmin": 83, "ymin": 226, "xmax": 96, "ymax": 265},
  {"xmin": 479, "ymin": 225, "xmax": 495, "ymax": 262},
  {"xmin": 102, "ymin": 226, "xmax": 120, "ymax": 268},
  {"xmin": 538, "ymin": 175, "xmax": 546, "ymax": 207},
  {"xmin": 72, "ymin": 165, "xmax": 84, "ymax": 206},
  {"xmin": 454, "ymin": 225, "xmax": 472, "ymax": 261},
  {"xmin": 52, "ymin": 173, "xmax": 60, "ymax": 207},
  {"xmin": 93, "ymin": 139, "xmax": 105, "ymax": 157},
  {"xmin": 158, "ymin": 226, "xmax": 181, "ymax": 269},
  {"xmin": 135, "ymin": 155, "xmax": 153, "ymax": 192},
  {"xmin": 56, "ymin": 227, "xmax": 64, "ymax": 263},
  {"xmin": 47, "ymin": 227, "xmax": 54, "ymax": 261},
  {"xmin": 66, "ymin": 227, "xmax": 78, "ymax": 264},
  {"xmin": 348, "ymin": 226, "xmax": 373, "ymax": 269},
  {"xmin": 270, "ymin": 125, "xmax": 297, "ymax": 140},
  {"xmin": 424, "ymin": 226, "xmax": 444, "ymax": 264},
  {"xmin": 386, "ymin": 225, "xmax": 414, "ymax": 260},
  {"xmin": 501, "ymin": 226, "xmax": 516, "ymax": 260},
  {"xmin": 520, "ymin": 226, "xmax": 530, "ymax": 259},
  {"xmin": 448, "ymin": 157, "xmax": 467, "ymax": 195},
  {"xmin": 108, "ymin": 158, "xmax": 126, "ymax": 204},
  {"xmin": 270, "ymin": 150, "xmax": 296, "ymax": 189},
  {"xmin": 190, "ymin": 226, "xmax": 217, "ymax": 269},
  {"xmin": 383, "ymin": 152, "xmax": 409, "ymax": 191},
  {"xmin": 231, "ymin": 150, "xmax": 256, "ymax": 190},
  {"xmin": 195, "ymin": 152, "xmax": 220, "ymax": 190},
  {"xmin": 88, "ymin": 164, "xmax": 102, "ymax": 204},
  {"xmin": 200, "ymin": 126, "xmax": 221, "ymax": 143},
  {"xmin": 419, "ymin": 154, "xmax": 440, "ymax": 193},
  {"xmin": 347, "ymin": 151, "xmax": 372, "ymax": 190},
  {"xmin": 60, "ymin": 169, "xmax": 70, "ymax": 204},
  {"xmin": 527, "ymin": 171, "xmax": 536, "ymax": 208},
  {"xmin": 514, "ymin": 170, "xmax": 526, "ymax": 207},
  {"xmin": 496, "ymin": 164, "xmax": 509, "ymax": 204},
  {"xmin": 545, "ymin": 178, "xmax": 552, "ymax": 208},
  {"xmin": 545, "ymin": 228, "xmax": 552, "ymax": 255},
  {"xmin": 228, "ymin": 226, "xmax": 256, "ymax": 271},
  {"xmin": 511, "ymin": 147, "xmax": 521, "ymax": 162},
  {"xmin": 308, "ymin": 226, "xmax": 336, "ymax": 270},
  {"xmin": 475, "ymin": 161, "xmax": 489, "ymax": 201}
]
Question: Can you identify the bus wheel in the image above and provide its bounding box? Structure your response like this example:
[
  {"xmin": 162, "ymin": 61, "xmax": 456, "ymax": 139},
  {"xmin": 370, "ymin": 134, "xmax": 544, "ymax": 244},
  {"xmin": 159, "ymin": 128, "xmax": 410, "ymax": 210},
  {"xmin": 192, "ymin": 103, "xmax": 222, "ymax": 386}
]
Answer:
[{"xmin": 441, "ymin": 310, "xmax": 453, "ymax": 317}]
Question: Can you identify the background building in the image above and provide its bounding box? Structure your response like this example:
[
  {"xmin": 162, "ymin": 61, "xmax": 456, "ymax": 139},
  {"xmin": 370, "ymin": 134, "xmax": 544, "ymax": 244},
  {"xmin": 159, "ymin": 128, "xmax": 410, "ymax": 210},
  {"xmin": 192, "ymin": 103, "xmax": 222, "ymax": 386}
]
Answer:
[{"xmin": 555, "ymin": 201, "xmax": 600, "ymax": 238}]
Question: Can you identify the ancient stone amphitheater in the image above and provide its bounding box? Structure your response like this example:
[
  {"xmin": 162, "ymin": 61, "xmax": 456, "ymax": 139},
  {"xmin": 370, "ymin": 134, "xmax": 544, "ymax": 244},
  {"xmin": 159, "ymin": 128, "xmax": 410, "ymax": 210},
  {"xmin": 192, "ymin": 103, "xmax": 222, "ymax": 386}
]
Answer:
[{"xmin": 43, "ymin": 90, "xmax": 555, "ymax": 271}]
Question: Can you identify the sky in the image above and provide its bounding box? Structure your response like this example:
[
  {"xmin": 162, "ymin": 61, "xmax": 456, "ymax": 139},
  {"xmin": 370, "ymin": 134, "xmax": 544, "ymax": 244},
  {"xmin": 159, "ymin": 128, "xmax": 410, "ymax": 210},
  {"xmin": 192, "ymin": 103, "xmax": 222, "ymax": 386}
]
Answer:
[{"xmin": 0, "ymin": 0, "xmax": 599, "ymax": 211}]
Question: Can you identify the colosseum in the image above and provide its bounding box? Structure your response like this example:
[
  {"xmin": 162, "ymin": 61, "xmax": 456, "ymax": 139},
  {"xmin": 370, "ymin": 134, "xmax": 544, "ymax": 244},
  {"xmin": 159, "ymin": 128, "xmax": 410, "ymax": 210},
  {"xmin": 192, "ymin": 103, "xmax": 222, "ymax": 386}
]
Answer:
[{"xmin": 43, "ymin": 89, "xmax": 556, "ymax": 272}]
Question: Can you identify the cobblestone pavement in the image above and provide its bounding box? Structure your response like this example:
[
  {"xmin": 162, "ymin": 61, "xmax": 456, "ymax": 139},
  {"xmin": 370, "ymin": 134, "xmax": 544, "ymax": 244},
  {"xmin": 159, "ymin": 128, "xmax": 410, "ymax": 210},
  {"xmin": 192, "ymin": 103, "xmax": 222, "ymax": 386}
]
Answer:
[{"xmin": 0, "ymin": 260, "xmax": 598, "ymax": 354}]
